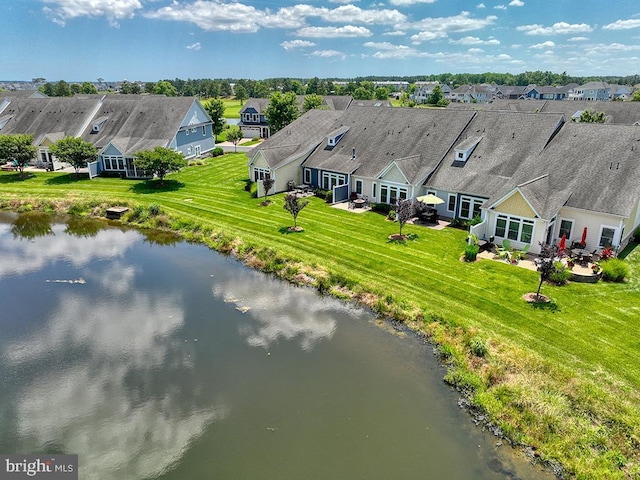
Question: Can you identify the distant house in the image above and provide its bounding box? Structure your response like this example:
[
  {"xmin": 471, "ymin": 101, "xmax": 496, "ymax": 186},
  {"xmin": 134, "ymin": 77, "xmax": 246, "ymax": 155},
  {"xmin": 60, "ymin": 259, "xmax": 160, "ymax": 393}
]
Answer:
[
  {"xmin": 239, "ymin": 95, "xmax": 353, "ymax": 139},
  {"xmin": 451, "ymin": 85, "xmax": 488, "ymax": 103},
  {"xmin": 411, "ymin": 82, "xmax": 453, "ymax": 104},
  {"xmin": 569, "ymin": 82, "xmax": 610, "ymax": 101},
  {"xmin": 0, "ymin": 95, "xmax": 215, "ymax": 178}
]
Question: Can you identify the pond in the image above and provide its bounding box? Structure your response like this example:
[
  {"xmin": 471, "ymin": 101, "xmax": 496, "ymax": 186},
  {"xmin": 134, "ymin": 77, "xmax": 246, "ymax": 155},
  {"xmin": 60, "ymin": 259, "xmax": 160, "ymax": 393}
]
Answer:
[{"xmin": 0, "ymin": 212, "xmax": 555, "ymax": 480}]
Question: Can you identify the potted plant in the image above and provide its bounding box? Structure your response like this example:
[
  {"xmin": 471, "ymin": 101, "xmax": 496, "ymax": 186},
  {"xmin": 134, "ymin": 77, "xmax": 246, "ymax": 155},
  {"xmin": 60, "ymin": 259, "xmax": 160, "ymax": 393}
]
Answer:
[{"xmin": 591, "ymin": 262, "xmax": 601, "ymax": 274}]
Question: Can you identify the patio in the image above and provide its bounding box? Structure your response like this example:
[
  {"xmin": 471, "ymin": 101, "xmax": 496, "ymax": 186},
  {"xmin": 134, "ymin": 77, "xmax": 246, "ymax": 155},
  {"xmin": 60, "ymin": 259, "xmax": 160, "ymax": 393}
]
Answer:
[{"xmin": 477, "ymin": 250, "xmax": 601, "ymax": 282}]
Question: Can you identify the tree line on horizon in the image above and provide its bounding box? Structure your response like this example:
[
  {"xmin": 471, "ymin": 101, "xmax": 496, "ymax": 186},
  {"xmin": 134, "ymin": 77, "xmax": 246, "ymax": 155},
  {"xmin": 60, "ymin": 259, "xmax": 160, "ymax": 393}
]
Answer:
[{"xmin": 33, "ymin": 71, "xmax": 640, "ymax": 100}]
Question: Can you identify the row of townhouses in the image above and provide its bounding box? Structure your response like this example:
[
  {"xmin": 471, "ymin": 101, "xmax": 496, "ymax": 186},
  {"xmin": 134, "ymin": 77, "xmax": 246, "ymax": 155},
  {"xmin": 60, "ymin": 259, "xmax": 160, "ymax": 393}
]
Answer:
[
  {"xmin": 248, "ymin": 105, "xmax": 640, "ymax": 255},
  {"xmin": 411, "ymin": 81, "xmax": 635, "ymax": 104},
  {"xmin": 0, "ymin": 92, "xmax": 215, "ymax": 178}
]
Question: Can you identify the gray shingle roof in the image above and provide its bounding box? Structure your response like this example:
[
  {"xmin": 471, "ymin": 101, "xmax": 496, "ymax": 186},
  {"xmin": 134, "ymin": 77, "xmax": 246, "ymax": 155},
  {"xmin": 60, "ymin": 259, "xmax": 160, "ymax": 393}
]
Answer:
[
  {"xmin": 427, "ymin": 111, "xmax": 565, "ymax": 198},
  {"xmin": 302, "ymin": 106, "xmax": 477, "ymax": 182},
  {"xmin": 250, "ymin": 109, "xmax": 345, "ymax": 168}
]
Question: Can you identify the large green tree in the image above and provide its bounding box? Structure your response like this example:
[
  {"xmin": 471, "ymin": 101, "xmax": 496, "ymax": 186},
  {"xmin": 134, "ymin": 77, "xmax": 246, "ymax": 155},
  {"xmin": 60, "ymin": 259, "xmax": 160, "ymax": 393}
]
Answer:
[
  {"xmin": 0, "ymin": 134, "xmax": 37, "ymax": 175},
  {"xmin": 303, "ymin": 94, "xmax": 323, "ymax": 112},
  {"xmin": 80, "ymin": 82, "xmax": 98, "ymax": 94},
  {"xmin": 234, "ymin": 84, "xmax": 248, "ymax": 105},
  {"xmin": 153, "ymin": 80, "xmax": 178, "ymax": 96},
  {"xmin": 134, "ymin": 146, "xmax": 186, "ymax": 184},
  {"xmin": 265, "ymin": 91, "xmax": 299, "ymax": 134},
  {"xmin": 48, "ymin": 136, "xmax": 98, "ymax": 176},
  {"xmin": 202, "ymin": 98, "xmax": 226, "ymax": 136}
]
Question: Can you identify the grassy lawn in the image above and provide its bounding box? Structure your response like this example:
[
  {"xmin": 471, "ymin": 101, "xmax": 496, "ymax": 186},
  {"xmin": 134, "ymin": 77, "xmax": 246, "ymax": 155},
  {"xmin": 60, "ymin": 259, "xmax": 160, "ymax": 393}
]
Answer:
[
  {"xmin": 2, "ymin": 155, "xmax": 640, "ymax": 478},
  {"xmin": 222, "ymin": 98, "xmax": 243, "ymax": 118}
]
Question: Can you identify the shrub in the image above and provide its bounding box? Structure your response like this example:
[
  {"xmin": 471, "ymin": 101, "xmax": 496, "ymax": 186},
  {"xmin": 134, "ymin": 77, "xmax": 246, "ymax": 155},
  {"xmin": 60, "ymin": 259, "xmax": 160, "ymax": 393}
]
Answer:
[
  {"xmin": 469, "ymin": 215, "xmax": 482, "ymax": 226},
  {"xmin": 371, "ymin": 202, "xmax": 392, "ymax": 215},
  {"xmin": 548, "ymin": 261, "xmax": 572, "ymax": 285},
  {"xmin": 313, "ymin": 189, "xmax": 332, "ymax": 202},
  {"xmin": 464, "ymin": 243, "xmax": 479, "ymax": 262},
  {"xmin": 600, "ymin": 258, "xmax": 630, "ymax": 282},
  {"xmin": 468, "ymin": 336, "xmax": 488, "ymax": 357},
  {"xmin": 387, "ymin": 210, "xmax": 396, "ymax": 221},
  {"xmin": 148, "ymin": 204, "xmax": 162, "ymax": 216},
  {"xmin": 211, "ymin": 147, "xmax": 224, "ymax": 157},
  {"xmin": 600, "ymin": 246, "xmax": 615, "ymax": 260}
]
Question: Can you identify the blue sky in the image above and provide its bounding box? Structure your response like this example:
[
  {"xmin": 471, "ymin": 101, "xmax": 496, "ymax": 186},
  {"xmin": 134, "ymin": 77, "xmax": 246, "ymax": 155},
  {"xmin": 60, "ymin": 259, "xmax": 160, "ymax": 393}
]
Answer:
[{"xmin": 2, "ymin": 0, "xmax": 640, "ymax": 81}]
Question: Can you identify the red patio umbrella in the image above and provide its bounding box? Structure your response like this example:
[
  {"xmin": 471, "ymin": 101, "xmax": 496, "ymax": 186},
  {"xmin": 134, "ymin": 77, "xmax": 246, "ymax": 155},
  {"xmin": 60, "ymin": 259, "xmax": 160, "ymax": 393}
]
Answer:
[
  {"xmin": 581, "ymin": 226, "xmax": 588, "ymax": 247},
  {"xmin": 558, "ymin": 234, "xmax": 566, "ymax": 251}
]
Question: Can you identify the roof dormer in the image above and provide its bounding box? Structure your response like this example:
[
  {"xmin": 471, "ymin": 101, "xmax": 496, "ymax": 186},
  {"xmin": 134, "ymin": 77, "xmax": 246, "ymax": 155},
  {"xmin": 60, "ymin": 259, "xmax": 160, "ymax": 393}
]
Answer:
[
  {"xmin": 453, "ymin": 136, "xmax": 481, "ymax": 165},
  {"xmin": 326, "ymin": 126, "xmax": 349, "ymax": 147},
  {"xmin": 91, "ymin": 116, "xmax": 108, "ymax": 133}
]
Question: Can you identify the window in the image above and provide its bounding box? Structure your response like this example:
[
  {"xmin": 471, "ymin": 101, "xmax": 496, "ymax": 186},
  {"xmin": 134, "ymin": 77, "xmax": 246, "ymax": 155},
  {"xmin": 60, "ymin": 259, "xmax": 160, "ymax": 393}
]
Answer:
[
  {"xmin": 202, "ymin": 126, "xmax": 206, "ymax": 136},
  {"xmin": 447, "ymin": 194, "xmax": 456, "ymax": 213},
  {"xmin": 494, "ymin": 214, "xmax": 534, "ymax": 243},
  {"xmin": 355, "ymin": 179, "xmax": 363, "ymax": 195},
  {"xmin": 372, "ymin": 182, "xmax": 377, "ymax": 199},
  {"xmin": 303, "ymin": 168, "xmax": 311, "ymax": 185},
  {"xmin": 599, "ymin": 227, "xmax": 616, "ymax": 248},
  {"xmin": 459, "ymin": 196, "xmax": 483, "ymax": 219},
  {"xmin": 321, "ymin": 172, "xmax": 346, "ymax": 190},
  {"xmin": 380, "ymin": 184, "xmax": 408, "ymax": 204},
  {"xmin": 558, "ymin": 219, "xmax": 573, "ymax": 239},
  {"xmin": 194, "ymin": 145, "xmax": 201, "ymax": 156},
  {"xmin": 457, "ymin": 152, "xmax": 464, "ymax": 159},
  {"xmin": 254, "ymin": 167, "xmax": 270, "ymax": 182}
]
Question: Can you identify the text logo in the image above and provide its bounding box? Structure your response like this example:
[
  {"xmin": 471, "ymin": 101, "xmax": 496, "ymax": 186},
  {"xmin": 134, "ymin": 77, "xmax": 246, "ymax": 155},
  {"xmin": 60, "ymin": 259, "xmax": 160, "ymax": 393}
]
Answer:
[{"xmin": 0, "ymin": 455, "xmax": 77, "ymax": 480}]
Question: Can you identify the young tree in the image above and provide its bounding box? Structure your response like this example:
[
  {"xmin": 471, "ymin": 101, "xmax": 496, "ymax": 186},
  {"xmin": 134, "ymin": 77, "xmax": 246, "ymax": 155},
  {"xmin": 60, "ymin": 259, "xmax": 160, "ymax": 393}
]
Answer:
[
  {"xmin": 234, "ymin": 84, "xmax": 248, "ymax": 105},
  {"xmin": 427, "ymin": 85, "xmax": 445, "ymax": 105},
  {"xmin": 395, "ymin": 198, "xmax": 415, "ymax": 237},
  {"xmin": 283, "ymin": 193, "xmax": 309, "ymax": 230},
  {"xmin": 225, "ymin": 127, "xmax": 243, "ymax": 152},
  {"xmin": 53, "ymin": 80, "xmax": 73, "ymax": 97},
  {"xmin": 202, "ymin": 98, "xmax": 226, "ymax": 136},
  {"xmin": 303, "ymin": 93, "xmax": 323, "ymax": 112},
  {"xmin": 262, "ymin": 176, "xmax": 274, "ymax": 203},
  {"xmin": 134, "ymin": 146, "xmax": 187, "ymax": 185},
  {"xmin": 0, "ymin": 134, "xmax": 37, "ymax": 176},
  {"xmin": 48, "ymin": 136, "xmax": 98, "ymax": 176},
  {"xmin": 534, "ymin": 243, "xmax": 559, "ymax": 300},
  {"xmin": 353, "ymin": 86, "xmax": 373, "ymax": 100},
  {"xmin": 265, "ymin": 91, "xmax": 299, "ymax": 134}
]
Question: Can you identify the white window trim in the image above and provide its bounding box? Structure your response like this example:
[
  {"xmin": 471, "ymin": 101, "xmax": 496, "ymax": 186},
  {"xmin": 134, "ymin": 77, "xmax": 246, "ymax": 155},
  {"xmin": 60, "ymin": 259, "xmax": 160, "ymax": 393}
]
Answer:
[
  {"xmin": 321, "ymin": 172, "xmax": 346, "ymax": 190},
  {"xmin": 558, "ymin": 218, "xmax": 574, "ymax": 240},
  {"xmin": 379, "ymin": 183, "xmax": 408, "ymax": 204},
  {"xmin": 254, "ymin": 167, "xmax": 270, "ymax": 182},
  {"xmin": 494, "ymin": 214, "xmax": 535, "ymax": 244},
  {"xmin": 372, "ymin": 182, "xmax": 377, "ymax": 201},
  {"xmin": 303, "ymin": 168, "xmax": 311, "ymax": 185},
  {"xmin": 355, "ymin": 179, "xmax": 363, "ymax": 194},
  {"xmin": 459, "ymin": 195, "xmax": 483, "ymax": 220},
  {"xmin": 598, "ymin": 225, "xmax": 618, "ymax": 248},
  {"xmin": 447, "ymin": 193, "xmax": 456, "ymax": 213}
]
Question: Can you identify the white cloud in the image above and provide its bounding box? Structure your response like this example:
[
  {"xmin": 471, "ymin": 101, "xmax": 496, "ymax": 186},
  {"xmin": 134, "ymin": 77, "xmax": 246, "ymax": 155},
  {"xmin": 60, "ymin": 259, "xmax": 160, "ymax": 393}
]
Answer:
[
  {"xmin": 296, "ymin": 25, "xmax": 372, "ymax": 38},
  {"xmin": 530, "ymin": 40, "xmax": 556, "ymax": 49},
  {"xmin": 280, "ymin": 39, "xmax": 316, "ymax": 50},
  {"xmin": 568, "ymin": 36, "xmax": 589, "ymax": 42},
  {"xmin": 494, "ymin": 5, "xmax": 507, "ymax": 10},
  {"xmin": 449, "ymin": 36, "xmax": 500, "ymax": 45},
  {"xmin": 330, "ymin": 0, "xmax": 360, "ymax": 3},
  {"xmin": 603, "ymin": 19, "xmax": 640, "ymax": 30},
  {"xmin": 383, "ymin": 30, "xmax": 406, "ymax": 36},
  {"xmin": 467, "ymin": 47, "xmax": 484, "ymax": 53},
  {"xmin": 509, "ymin": 0, "xmax": 524, "ymax": 6},
  {"xmin": 388, "ymin": 0, "xmax": 436, "ymax": 5},
  {"xmin": 261, "ymin": 4, "xmax": 406, "ymax": 29},
  {"xmin": 308, "ymin": 49, "xmax": 347, "ymax": 60},
  {"xmin": 363, "ymin": 41, "xmax": 427, "ymax": 58},
  {"xmin": 477, "ymin": 3, "xmax": 486, "ymax": 8},
  {"xmin": 516, "ymin": 22, "xmax": 593, "ymax": 35},
  {"xmin": 408, "ymin": 12, "xmax": 498, "ymax": 44},
  {"xmin": 144, "ymin": 0, "xmax": 266, "ymax": 33},
  {"xmin": 497, "ymin": 53, "xmax": 512, "ymax": 60},
  {"xmin": 186, "ymin": 42, "xmax": 201, "ymax": 50},
  {"xmin": 42, "ymin": 0, "xmax": 142, "ymax": 27}
]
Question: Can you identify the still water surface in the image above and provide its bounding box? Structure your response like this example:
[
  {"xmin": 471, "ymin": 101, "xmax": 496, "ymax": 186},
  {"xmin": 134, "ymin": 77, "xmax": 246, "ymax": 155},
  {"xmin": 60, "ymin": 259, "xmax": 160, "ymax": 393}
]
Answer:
[{"xmin": 0, "ymin": 212, "xmax": 554, "ymax": 480}]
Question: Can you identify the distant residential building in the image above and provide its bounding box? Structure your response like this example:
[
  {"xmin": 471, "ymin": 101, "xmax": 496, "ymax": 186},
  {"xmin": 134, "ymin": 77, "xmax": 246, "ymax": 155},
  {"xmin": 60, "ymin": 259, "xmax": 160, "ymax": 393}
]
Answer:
[
  {"xmin": 411, "ymin": 82, "xmax": 453, "ymax": 104},
  {"xmin": 450, "ymin": 85, "xmax": 488, "ymax": 103},
  {"xmin": 569, "ymin": 81, "xmax": 610, "ymax": 101}
]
